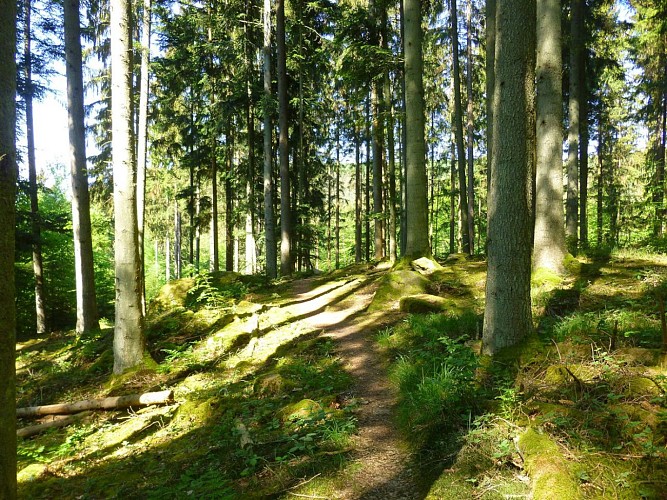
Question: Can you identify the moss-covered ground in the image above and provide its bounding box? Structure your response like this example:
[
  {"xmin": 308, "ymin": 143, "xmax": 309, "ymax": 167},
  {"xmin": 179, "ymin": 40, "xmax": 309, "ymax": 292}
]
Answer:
[{"xmin": 15, "ymin": 251, "xmax": 667, "ymax": 498}]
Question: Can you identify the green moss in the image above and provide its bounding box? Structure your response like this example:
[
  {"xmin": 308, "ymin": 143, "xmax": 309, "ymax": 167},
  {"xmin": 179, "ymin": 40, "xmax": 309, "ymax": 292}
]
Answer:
[
  {"xmin": 563, "ymin": 254, "xmax": 582, "ymax": 275},
  {"xmin": 17, "ymin": 463, "xmax": 47, "ymax": 483},
  {"xmin": 399, "ymin": 294, "xmax": 462, "ymax": 314},
  {"xmin": 517, "ymin": 427, "xmax": 582, "ymax": 500},
  {"xmin": 277, "ymin": 399, "xmax": 323, "ymax": 423},
  {"xmin": 149, "ymin": 278, "xmax": 195, "ymax": 313},
  {"xmin": 368, "ymin": 270, "xmax": 429, "ymax": 311},
  {"xmin": 532, "ymin": 267, "xmax": 564, "ymax": 287}
]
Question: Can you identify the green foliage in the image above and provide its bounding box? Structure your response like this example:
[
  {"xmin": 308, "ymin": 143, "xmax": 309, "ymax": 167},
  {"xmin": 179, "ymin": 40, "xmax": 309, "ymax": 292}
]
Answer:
[
  {"xmin": 381, "ymin": 314, "xmax": 482, "ymax": 439},
  {"xmin": 186, "ymin": 273, "xmax": 248, "ymax": 309}
]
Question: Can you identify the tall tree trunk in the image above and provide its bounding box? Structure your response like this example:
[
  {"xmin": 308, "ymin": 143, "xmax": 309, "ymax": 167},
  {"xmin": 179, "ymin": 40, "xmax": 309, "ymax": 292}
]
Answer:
[
  {"xmin": 263, "ymin": 0, "xmax": 276, "ymax": 278},
  {"xmin": 175, "ymin": 204, "xmax": 182, "ymax": 278},
  {"xmin": 65, "ymin": 0, "xmax": 99, "ymax": 335},
  {"xmin": 372, "ymin": 81, "xmax": 385, "ymax": 260},
  {"xmin": 0, "ymin": 0, "xmax": 17, "ymax": 492},
  {"xmin": 403, "ymin": 0, "xmax": 430, "ymax": 258},
  {"xmin": 226, "ymin": 127, "xmax": 234, "ymax": 272},
  {"xmin": 165, "ymin": 236, "xmax": 171, "ymax": 280},
  {"xmin": 485, "ymin": 0, "xmax": 495, "ymax": 196},
  {"xmin": 597, "ymin": 116, "xmax": 604, "ymax": 247},
  {"xmin": 335, "ymin": 119, "xmax": 341, "ymax": 268},
  {"xmin": 533, "ymin": 0, "xmax": 566, "ymax": 274},
  {"xmin": 465, "ymin": 0, "xmax": 475, "ymax": 254},
  {"xmin": 385, "ymin": 63, "xmax": 398, "ymax": 262},
  {"xmin": 579, "ymin": 55, "xmax": 589, "ymax": 248},
  {"xmin": 450, "ymin": 139, "xmax": 456, "ymax": 253},
  {"xmin": 111, "ymin": 0, "xmax": 146, "ymax": 374},
  {"xmin": 24, "ymin": 0, "xmax": 48, "ymax": 334},
  {"xmin": 276, "ymin": 0, "xmax": 291, "ymax": 276},
  {"xmin": 365, "ymin": 97, "xmax": 371, "ymax": 261},
  {"xmin": 451, "ymin": 0, "xmax": 470, "ymax": 255},
  {"xmin": 210, "ymin": 154, "xmax": 219, "ymax": 272},
  {"xmin": 566, "ymin": 0, "xmax": 583, "ymax": 251},
  {"xmin": 399, "ymin": 0, "xmax": 408, "ymax": 256},
  {"xmin": 136, "ymin": 0, "xmax": 151, "ymax": 313},
  {"xmin": 355, "ymin": 117, "xmax": 362, "ymax": 263},
  {"xmin": 245, "ymin": 9, "xmax": 256, "ymax": 275},
  {"xmin": 482, "ymin": 0, "xmax": 535, "ymax": 355}
]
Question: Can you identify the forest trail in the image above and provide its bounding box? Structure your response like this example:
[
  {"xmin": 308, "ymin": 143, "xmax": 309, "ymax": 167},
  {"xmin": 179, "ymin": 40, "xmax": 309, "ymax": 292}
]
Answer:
[{"xmin": 288, "ymin": 272, "xmax": 419, "ymax": 499}]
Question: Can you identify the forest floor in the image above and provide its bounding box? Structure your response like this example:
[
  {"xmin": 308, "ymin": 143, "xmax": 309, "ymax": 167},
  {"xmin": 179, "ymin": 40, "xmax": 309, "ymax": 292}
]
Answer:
[{"xmin": 14, "ymin": 249, "xmax": 667, "ymax": 499}]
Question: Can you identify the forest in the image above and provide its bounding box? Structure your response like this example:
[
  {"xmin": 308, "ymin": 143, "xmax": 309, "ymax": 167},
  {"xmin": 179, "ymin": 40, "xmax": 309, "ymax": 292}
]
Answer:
[{"xmin": 1, "ymin": 0, "xmax": 667, "ymax": 498}]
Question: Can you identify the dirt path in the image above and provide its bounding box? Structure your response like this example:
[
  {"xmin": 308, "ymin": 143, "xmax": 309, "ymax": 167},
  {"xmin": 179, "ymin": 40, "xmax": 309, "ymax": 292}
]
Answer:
[{"xmin": 289, "ymin": 273, "xmax": 421, "ymax": 499}]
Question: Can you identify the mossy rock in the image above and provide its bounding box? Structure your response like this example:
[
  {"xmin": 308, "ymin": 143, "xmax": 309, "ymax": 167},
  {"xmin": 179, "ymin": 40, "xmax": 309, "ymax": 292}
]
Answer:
[
  {"xmin": 517, "ymin": 427, "xmax": 582, "ymax": 500},
  {"xmin": 543, "ymin": 364, "xmax": 599, "ymax": 386},
  {"xmin": 619, "ymin": 375, "xmax": 663, "ymax": 398},
  {"xmin": 399, "ymin": 294, "xmax": 462, "ymax": 315},
  {"xmin": 410, "ymin": 256, "xmax": 443, "ymax": 276},
  {"xmin": 277, "ymin": 399, "xmax": 323, "ymax": 423},
  {"xmin": 614, "ymin": 347, "xmax": 661, "ymax": 366},
  {"xmin": 368, "ymin": 270, "xmax": 429, "ymax": 312},
  {"xmin": 445, "ymin": 253, "xmax": 468, "ymax": 263},
  {"xmin": 149, "ymin": 278, "xmax": 195, "ymax": 313},
  {"xmin": 17, "ymin": 463, "xmax": 47, "ymax": 483},
  {"xmin": 254, "ymin": 372, "xmax": 291, "ymax": 396}
]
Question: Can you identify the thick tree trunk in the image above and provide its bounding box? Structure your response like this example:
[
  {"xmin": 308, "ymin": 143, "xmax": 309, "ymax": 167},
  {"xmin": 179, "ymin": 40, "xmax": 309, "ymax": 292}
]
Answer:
[
  {"xmin": 276, "ymin": 0, "xmax": 291, "ymax": 276},
  {"xmin": 451, "ymin": 0, "xmax": 470, "ymax": 255},
  {"xmin": 136, "ymin": 0, "xmax": 151, "ymax": 313},
  {"xmin": 365, "ymin": 97, "xmax": 371, "ymax": 261},
  {"xmin": 533, "ymin": 0, "xmax": 566, "ymax": 274},
  {"xmin": 566, "ymin": 0, "xmax": 583, "ymax": 251},
  {"xmin": 0, "ymin": 0, "xmax": 17, "ymax": 492},
  {"xmin": 24, "ymin": 0, "xmax": 48, "ymax": 334},
  {"xmin": 385, "ymin": 68, "xmax": 398, "ymax": 263},
  {"xmin": 245, "ymin": 4, "xmax": 256, "ymax": 275},
  {"xmin": 111, "ymin": 0, "xmax": 146, "ymax": 374},
  {"xmin": 450, "ymin": 139, "xmax": 456, "ymax": 253},
  {"xmin": 65, "ymin": 0, "xmax": 99, "ymax": 335},
  {"xmin": 263, "ymin": 0, "xmax": 276, "ymax": 278},
  {"xmin": 403, "ymin": 0, "xmax": 430, "ymax": 259},
  {"xmin": 482, "ymin": 0, "xmax": 535, "ymax": 355}
]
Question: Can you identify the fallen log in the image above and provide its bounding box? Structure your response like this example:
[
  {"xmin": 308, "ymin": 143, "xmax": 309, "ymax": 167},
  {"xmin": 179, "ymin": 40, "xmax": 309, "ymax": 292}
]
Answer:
[
  {"xmin": 16, "ymin": 390, "xmax": 174, "ymax": 418},
  {"xmin": 17, "ymin": 412, "xmax": 92, "ymax": 438}
]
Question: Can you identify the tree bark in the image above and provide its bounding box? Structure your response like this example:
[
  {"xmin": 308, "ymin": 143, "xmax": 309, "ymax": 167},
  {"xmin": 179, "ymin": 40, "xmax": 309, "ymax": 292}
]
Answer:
[
  {"xmin": 451, "ymin": 0, "xmax": 470, "ymax": 255},
  {"xmin": 485, "ymin": 0, "xmax": 495, "ymax": 198},
  {"xmin": 245, "ymin": 1, "xmax": 257, "ymax": 275},
  {"xmin": 226, "ymin": 126, "xmax": 235, "ymax": 272},
  {"xmin": 65, "ymin": 0, "xmax": 99, "ymax": 335},
  {"xmin": 465, "ymin": 0, "xmax": 475, "ymax": 255},
  {"xmin": 17, "ymin": 412, "xmax": 92, "ymax": 438},
  {"xmin": 482, "ymin": 0, "xmax": 535, "ymax": 355},
  {"xmin": 263, "ymin": 0, "xmax": 276, "ymax": 278},
  {"xmin": 403, "ymin": 0, "xmax": 431, "ymax": 259},
  {"xmin": 276, "ymin": 0, "xmax": 291, "ymax": 276},
  {"xmin": 0, "ymin": 0, "xmax": 17, "ymax": 492},
  {"xmin": 24, "ymin": 0, "xmax": 48, "ymax": 335},
  {"xmin": 136, "ymin": 0, "xmax": 151, "ymax": 313},
  {"xmin": 355, "ymin": 117, "xmax": 362, "ymax": 263},
  {"xmin": 111, "ymin": 0, "xmax": 146, "ymax": 374},
  {"xmin": 566, "ymin": 0, "xmax": 583, "ymax": 251},
  {"xmin": 533, "ymin": 0, "xmax": 566, "ymax": 274}
]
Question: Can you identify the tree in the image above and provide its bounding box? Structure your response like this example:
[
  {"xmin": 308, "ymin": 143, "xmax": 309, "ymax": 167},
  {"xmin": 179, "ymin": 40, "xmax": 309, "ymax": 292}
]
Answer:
[
  {"xmin": 403, "ymin": 0, "xmax": 430, "ymax": 259},
  {"xmin": 533, "ymin": 0, "xmax": 566, "ymax": 274},
  {"xmin": 566, "ymin": 0, "xmax": 584, "ymax": 251},
  {"xmin": 111, "ymin": 0, "xmax": 146, "ymax": 373},
  {"xmin": 482, "ymin": 0, "xmax": 535, "ymax": 355},
  {"xmin": 22, "ymin": 0, "xmax": 48, "ymax": 335},
  {"xmin": 64, "ymin": 0, "xmax": 99, "ymax": 334},
  {"xmin": 276, "ymin": 0, "xmax": 291, "ymax": 275},
  {"xmin": 451, "ymin": 0, "xmax": 471, "ymax": 255},
  {"xmin": 263, "ymin": 0, "xmax": 277, "ymax": 278},
  {"xmin": 0, "ymin": 0, "xmax": 17, "ymax": 495},
  {"xmin": 137, "ymin": 0, "xmax": 152, "ymax": 312}
]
